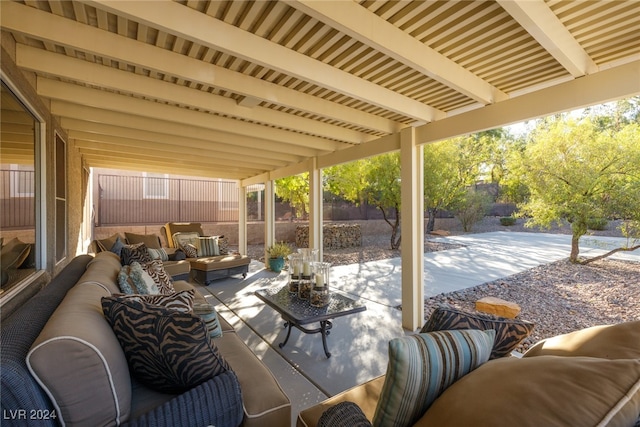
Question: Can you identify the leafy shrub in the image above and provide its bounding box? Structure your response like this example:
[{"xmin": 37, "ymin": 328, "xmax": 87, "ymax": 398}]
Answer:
[
  {"xmin": 455, "ymin": 189, "xmax": 492, "ymax": 232},
  {"xmin": 587, "ymin": 218, "xmax": 608, "ymax": 230},
  {"xmin": 500, "ymin": 216, "xmax": 517, "ymax": 226}
]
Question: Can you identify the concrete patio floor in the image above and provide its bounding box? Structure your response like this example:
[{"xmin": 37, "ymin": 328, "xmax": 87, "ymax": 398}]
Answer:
[{"xmin": 195, "ymin": 232, "xmax": 639, "ymax": 427}]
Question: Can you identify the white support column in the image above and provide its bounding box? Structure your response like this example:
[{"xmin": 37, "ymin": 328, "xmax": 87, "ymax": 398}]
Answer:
[
  {"xmin": 264, "ymin": 180, "xmax": 275, "ymax": 265},
  {"xmin": 308, "ymin": 158, "xmax": 323, "ymax": 260},
  {"xmin": 400, "ymin": 127, "xmax": 424, "ymax": 331},
  {"xmin": 238, "ymin": 184, "xmax": 247, "ymax": 255}
]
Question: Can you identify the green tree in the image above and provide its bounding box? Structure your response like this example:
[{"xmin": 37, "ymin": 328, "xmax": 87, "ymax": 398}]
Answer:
[
  {"xmin": 275, "ymin": 173, "xmax": 309, "ymax": 219},
  {"xmin": 423, "ymin": 132, "xmax": 499, "ymax": 233},
  {"xmin": 325, "ymin": 154, "xmax": 402, "ymax": 249},
  {"xmin": 518, "ymin": 118, "xmax": 640, "ymax": 263},
  {"xmin": 499, "ymin": 135, "xmax": 530, "ymax": 204},
  {"xmin": 325, "ymin": 159, "xmax": 370, "ymax": 218},
  {"xmin": 364, "ymin": 153, "xmax": 402, "ymax": 249}
]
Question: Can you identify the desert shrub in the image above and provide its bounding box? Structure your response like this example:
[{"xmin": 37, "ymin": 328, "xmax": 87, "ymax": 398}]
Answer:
[
  {"xmin": 500, "ymin": 216, "xmax": 517, "ymax": 226},
  {"xmin": 587, "ymin": 217, "xmax": 608, "ymax": 230},
  {"xmin": 455, "ymin": 189, "xmax": 492, "ymax": 232}
]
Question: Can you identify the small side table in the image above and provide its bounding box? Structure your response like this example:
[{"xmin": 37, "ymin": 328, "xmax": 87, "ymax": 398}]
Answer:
[{"xmin": 255, "ymin": 286, "xmax": 366, "ymax": 358}]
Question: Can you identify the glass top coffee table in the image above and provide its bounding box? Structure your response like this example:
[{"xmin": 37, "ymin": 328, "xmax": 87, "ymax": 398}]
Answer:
[{"xmin": 255, "ymin": 286, "xmax": 366, "ymax": 358}]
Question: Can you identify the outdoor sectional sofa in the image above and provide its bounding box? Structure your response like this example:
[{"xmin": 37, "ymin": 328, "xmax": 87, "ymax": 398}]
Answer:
[
  {"xmin": 298, "ymin": 316, "xmax": 640, "ymax": 427},
  {"xmin": 92, "ymin": 222, "xmax": 251, "ymax": 285},
  {"xmin": 1, "ymin": 252, "xmax": 290, "ymax": 427},
  {"xmin": 160, "ymin": 222, "xmax": 251, "ymax": 285}
]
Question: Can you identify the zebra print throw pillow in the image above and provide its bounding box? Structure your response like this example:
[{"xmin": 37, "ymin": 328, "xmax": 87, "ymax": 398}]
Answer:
[
  {"xmin": 140, "ymin": 260, "xmax": 175, "ymax": 295},
  {"xmin": 181, "ymin": 243, "xmax": 198, "ymax": 259},
  {"xmin": 116, "ymin": 290, "xmax": 194, "ymax": 312},
  {"xmin": 101, "ymin": 295, "xmax": 230, "ymax": 394},
  {"xmin": 218, "ymin": 236, "xmax": 229, "ymax": 255},
  {"xmin": 421, "ymin": 305, "xmax": 534, "ymax": 359},
  {"xmin": 121, "ymin": 242, "xmax": 152, "ymax": 265}
]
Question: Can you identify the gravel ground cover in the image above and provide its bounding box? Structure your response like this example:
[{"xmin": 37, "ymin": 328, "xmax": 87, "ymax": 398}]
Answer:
[{"xmin": 247, "ymin": 217, "xmax": 639, "ymax": 352}]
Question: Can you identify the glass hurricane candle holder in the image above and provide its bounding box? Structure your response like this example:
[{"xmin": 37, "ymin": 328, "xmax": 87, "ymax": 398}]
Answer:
[
  {"xmin": 310, "ymin": 262, "xmax": 331, "ymax": 307},
  {"xmin": 297, "ymin": 248, "xmax": 319, "ymax": 279},
  {"xmin": 287, "ymin": 253, "xmax": 302, "ymax": 294},
  {"xmin": 298, "ymin": 278, "xmax": 312, "ymax": 300}
]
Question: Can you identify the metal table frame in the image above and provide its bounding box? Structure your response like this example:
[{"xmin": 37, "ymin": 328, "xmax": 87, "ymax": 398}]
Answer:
[{"xmin": 255, "ymin": 286, "xmax": 366, "ymax": 358}]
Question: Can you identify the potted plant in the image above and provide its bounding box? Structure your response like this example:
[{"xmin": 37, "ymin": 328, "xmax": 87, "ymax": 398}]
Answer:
[{"xmin": 266, "ymin": 242, "xmax": 292, "ymax": 273}]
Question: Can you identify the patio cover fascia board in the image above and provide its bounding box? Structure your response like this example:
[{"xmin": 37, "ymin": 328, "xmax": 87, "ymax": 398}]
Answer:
[{"xmin": 242, "ymin": 58, "xmax": 640, "ymax": 186}]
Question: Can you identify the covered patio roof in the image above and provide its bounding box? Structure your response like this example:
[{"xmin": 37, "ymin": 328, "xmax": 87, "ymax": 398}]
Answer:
[
  {"xmin": 2, "ymin": 0, "xmax": 639, "ymax": 329},
  {"xmin": 2, "ymin": 0, "xmax": 639, "ymax": 179}
]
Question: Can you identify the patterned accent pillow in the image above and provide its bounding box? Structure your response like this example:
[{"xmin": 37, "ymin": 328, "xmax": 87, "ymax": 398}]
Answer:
[
  {"xmin": 193, "ymin": 302, "xmax": 223, "ymax": 339},
  {"xmin": 140, "ymin": 260, "xmax": 175, "ymax": 295},
  {"xmin": 218, "ymin": 236, "xmax": 229, "ymax": 255},
  {"xmin": 172, "ymin": 232, "xmax": 200, "ymax": 249},
  {"xmin": 121, "ymin": 242, "xmax": 152, "ymax": 265},
  {"xmin": 196, "ymin": 236, "xmax": 220, "ymax": 257},
  {"xmin": 373, "ymin": 329, "xmax": 495, "ymax": 427},
  {"xmin": 181, "ymin": 243, "xmax": 198, "ymax": 259},
  {"xmin": 147, "ymin": 247, "xmax": 169, "ymax": 262},
  {"xmin": 101, "ymin": 296, "xmax": 230, "ymax": 394},
  {"xmin": 117, "ymin": 290, "xmax": 195, "ymax": 312},
  {"xmin": 117, "ymin": 262, "xmax": 159, "ymax": 294},
  {"xmin": 421, "ymin": 305, "xmax": 534, "ymax": 359}
]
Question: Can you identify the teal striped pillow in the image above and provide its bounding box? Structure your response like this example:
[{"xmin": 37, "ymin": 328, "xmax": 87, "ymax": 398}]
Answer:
[
  {"xmin": 373, "ymin": 329, "xmax": 495, "ymax": 427},
  {"xmin": 193, "ymin": 302, "xmax": 223, "ymax": 339}
]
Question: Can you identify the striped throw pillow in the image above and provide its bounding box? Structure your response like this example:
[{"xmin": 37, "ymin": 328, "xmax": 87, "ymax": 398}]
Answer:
[
  {"xmin": 373, "ymin": 329, "xmax": 495, "ymax": 427},
  {"xmin": 193, "ymin": 302, "xmax": 223, "ymax": 339},
  {"xmin": 147, "ymin": 247, "xmax": 169, "ymax": 262},
  {"xmin": 196, "ymin": 236, "xmax": 220, "ymax": 257}
]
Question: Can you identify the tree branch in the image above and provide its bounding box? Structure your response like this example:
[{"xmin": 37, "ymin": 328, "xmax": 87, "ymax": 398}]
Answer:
[{"xmin": 581, "ymin": 244, "xmax": 640, "ymax": 264}]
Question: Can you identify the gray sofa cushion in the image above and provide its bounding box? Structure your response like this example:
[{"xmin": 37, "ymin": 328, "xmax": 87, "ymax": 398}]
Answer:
[
  {"xmin": 27, "ymin": 283, "xmax": 132, "ymax": 426},
  {"xmin": 1, "ymin": 255, "xmax": 94, "ymax": 427}
]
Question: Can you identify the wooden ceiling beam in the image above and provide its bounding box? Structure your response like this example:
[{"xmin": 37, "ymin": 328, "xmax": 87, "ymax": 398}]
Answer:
[
  {"xmin": 17, "ymin": 45, "xmax": 369, "ymax": 144},
  {"xmin": 76, "ymin": 145, "xmax": 261, "ymax": 175},
  {"xmin": 38, "ymin": 78, "xmax": 342, "ymax": 153},
  {"xmin": 52, "ymin": 101, "xmax": 315, "ymax": 161},
  {"xmin": 87, "ymin": 0, "xmax": 442, "ymax": 122},
  {"xmin": 287, "ymin": 0, "xmax": 507, "ymax": 105},
  {"xmin": 82, "ymin": 156, "xmax": 241, "ymax": 180},
  {"xmin": 71, "ymin": 132, "xmax": 285, "ymax": 169},
  {"xmin": 498, "ymin": 0, "xmax": 598, "ymax": 77},
  {"xmin": 1, "ymin": 1, "xmax": 400, "ymax": 135}
]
